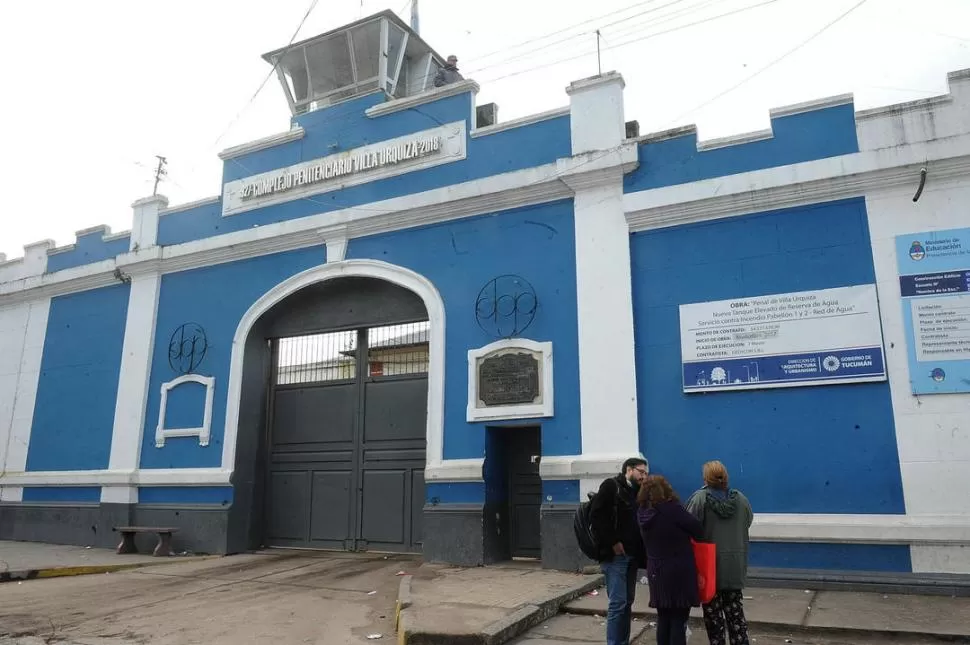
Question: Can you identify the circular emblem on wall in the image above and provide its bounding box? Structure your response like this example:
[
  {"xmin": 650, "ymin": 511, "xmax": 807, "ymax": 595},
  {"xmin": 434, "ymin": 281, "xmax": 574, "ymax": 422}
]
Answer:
[
  {"xmin": 931, "ymin": 367, "xmax": 946, "ymax": 383},
  {"xmin": 168, "ymin": 323, "xmax": 208, "ymax": 375},
  {"xmin": 909, "ymin": 241, "xmax": 925, "ymax": 261},
  {"xmin": 475, "ymin": 274, "xmax": 538, "ymax": 339},
  {"xmin": 822, "ymin": 355, "xmax": 841, "ymax": 372}
]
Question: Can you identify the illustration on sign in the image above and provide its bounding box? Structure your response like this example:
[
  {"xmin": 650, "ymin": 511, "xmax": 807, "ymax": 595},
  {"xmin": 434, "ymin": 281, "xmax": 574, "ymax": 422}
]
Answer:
[
  {"xmin": 896, "ymin": 226, "xmax": 970, "ymax": 395},
  {"xmin": 679, "ymin": 285, "xmax": 886, "ymax": 393}
]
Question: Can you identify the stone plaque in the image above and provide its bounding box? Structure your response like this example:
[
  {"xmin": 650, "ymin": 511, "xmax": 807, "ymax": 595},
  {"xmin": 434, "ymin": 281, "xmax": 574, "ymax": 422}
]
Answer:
[{"xmin": 478, "ymin": 352, "xmax": 540, "ymax": 406}]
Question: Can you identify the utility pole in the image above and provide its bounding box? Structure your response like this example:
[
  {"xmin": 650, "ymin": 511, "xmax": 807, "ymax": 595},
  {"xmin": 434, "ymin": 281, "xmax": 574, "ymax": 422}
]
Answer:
[
  {"xmin": 411, "ymin": 0, "xmax": 419, "ymax": 34},
  {"xmin": 152, "ymin": 155, "xmax": 168, "ymax": 196}
]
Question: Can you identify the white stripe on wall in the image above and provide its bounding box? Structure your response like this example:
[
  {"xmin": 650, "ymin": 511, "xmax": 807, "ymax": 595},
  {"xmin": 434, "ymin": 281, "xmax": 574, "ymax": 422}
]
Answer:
[
  {"xmin": 103, "ymin": 273, "xmax": 162, "ymax": 504},
  {"xmin": 0, "ymin": 297, "xmax": 51, "ymax": 502}
]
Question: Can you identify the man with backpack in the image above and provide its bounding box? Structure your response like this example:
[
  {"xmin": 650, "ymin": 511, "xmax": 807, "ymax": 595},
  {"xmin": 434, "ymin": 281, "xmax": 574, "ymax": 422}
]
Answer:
[{"xmin": 589, "ymin": 458, "xmax": 649, "ymax": 645}]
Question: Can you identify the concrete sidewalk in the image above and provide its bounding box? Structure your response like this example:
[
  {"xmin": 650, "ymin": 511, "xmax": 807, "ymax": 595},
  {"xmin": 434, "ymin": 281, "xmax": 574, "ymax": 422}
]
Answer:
[
  {"xmin": 396, "ymin": 562, "xmax": 603, "ymax": 644},
  {"xmin": 0, "ymin": 541, "xmax": 202, "ymax": 582},
  {"xmin": 396, "ymin": 564, "xmax": 970, "ymax": 645},
  {"xmin": 566, "ymin": 584, "xmax": 970, "ymax": 640}
]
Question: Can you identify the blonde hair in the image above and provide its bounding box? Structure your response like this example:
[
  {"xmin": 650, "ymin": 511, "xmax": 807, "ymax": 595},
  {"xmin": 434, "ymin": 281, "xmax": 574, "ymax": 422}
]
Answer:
[{"xmin": 703, "ymin": 460, "xmax": 729, "ymax": 490}]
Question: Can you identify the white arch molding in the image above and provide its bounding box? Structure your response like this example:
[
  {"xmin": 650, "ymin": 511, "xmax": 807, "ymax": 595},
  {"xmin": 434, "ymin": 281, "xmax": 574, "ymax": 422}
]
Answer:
[{"xmin": 221, "ymin": 259, "xmax": 447, "ymax": 475}]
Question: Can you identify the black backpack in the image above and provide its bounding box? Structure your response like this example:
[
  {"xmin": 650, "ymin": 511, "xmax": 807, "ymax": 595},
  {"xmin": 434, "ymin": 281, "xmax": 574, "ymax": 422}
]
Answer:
[{"xmin": 573, "ymin": 479, "xmax": 619, "ymax": 560}]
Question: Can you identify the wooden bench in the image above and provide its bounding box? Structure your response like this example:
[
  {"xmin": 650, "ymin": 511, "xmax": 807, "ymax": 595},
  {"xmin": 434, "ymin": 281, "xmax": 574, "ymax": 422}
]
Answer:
[{"xmin": 114, "ymin": 526, "xmax": 180, "ymax": 557}]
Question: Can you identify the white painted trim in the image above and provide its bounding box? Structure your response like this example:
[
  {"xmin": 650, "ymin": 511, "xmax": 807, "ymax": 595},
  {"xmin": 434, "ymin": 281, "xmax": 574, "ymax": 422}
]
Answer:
[
  {"xmin": 364, "ymin": 80, "xmax": 480, "ymax": 119},
  {"xmin": 769, "ymin": 93, "xmax": 854, "ymax": 119},
  {"xmin": 217, "ymin": 127, "xmax": 305, "ymax": 160},
  {"xmin": 752, "ymin": 514, "xmax": 970, "ymax": 546},
  {"xmin": 160, "ymin": 196, "xmax": 221, "ymax": 216},
  {"xmin": 948, "ymin": 67, "xmax": 970, "ymax": 82},
  {"xmin": 0, "ymin": 468, "xmax": 232, "ymax": 487},
  {"xmin": 539, "ymin": 454, "xmax": 644, "ymax": 481},
  {"xmin": 572, "ymin": 181, "xmax": 641, "ymax": 457},
  {"xmin": 566, "ymin": 71, "xmax": 625, "ymax": 95},
  {"xmin": 325, "ymin": 236, "xmax": 348, "ymax": 263},
  {"xmin": 624, "ymin": 134, "xmax": 970, "ymax": 232},
  {"xmin": 470, "ymin": 107, "xmax": 569, "ymax": 138},
  {"xmin": 856, "ymin": 95, "xmax": 953, "ymax": 120},
  {"xmin": 104, "ymin": 273, "xmax": 161, "ymax": 503},
  {"xmin": 425, "ymin": 458, "xmax": 483, "ymax": 483},
  {"xmin": 0, "ymin": 149, "xmax": 632, "ymax": 302},
  {"xmin": 155, "ymin": 375, "xmax": 216, "ymax": 448},
  {"xmin": 696, "ymin": 128, "xmax": 773, "ymax": 152},
  {"xmin": 75, "ymin": 224, "xmax": 112, "ymax": 238},
  {"xmin": 223, "ymin": 260, "xmax": 447, "ymax": 474},
  {"xmin": 466, "ymin": 339, "xmax": 553, "ymax": 422},
  {"xmin": 0, "ymin": 297, "xmax": 51, "ymax": 503},
  {"xmin": 101, "ymin": 486, "xmax": 138, "ymax": 504},
  {"xmin": 103, "ymin": 230, "xmax": 131, "ymax": 242},
  {"xmin": 130, "ymin": 196, "xmax": 167, "ymax": 252},
  {"xmin": 630, "ymin": 125, "xmax": 697, "ymax": 145},
  {"xmin": 46, "ymin": 243, "xmax": 76, "ymax": 256}
]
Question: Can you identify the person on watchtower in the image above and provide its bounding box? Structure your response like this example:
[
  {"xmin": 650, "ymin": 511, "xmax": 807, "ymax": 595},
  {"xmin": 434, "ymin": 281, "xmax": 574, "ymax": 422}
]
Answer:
[
  {"xmin": 589, "ymin": 457, "xmax": 649, "ymax": 645},
  {"xmin": 433, "ymin": 55, "xmax": 463, "ymax": 87}
]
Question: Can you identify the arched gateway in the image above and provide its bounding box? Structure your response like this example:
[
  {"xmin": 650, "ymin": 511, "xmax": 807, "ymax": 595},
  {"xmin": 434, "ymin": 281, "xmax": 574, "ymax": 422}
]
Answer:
[{"xmin": 221, "ymin": 260, "xmax": 445, "ymax": 553}]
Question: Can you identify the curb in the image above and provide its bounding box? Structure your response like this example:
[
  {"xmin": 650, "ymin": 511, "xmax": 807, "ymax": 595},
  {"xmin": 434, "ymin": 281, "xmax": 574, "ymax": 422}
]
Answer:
[
  {"xmin": 394, "ymin": 574, "xmax": 412, "ymax": 639},
  {"xmin": 0, "ymin": 555, "xmax": 220, "ymax": 584},
  {"xmin": 396, "ymin": 573, "xmax": 604, "ymax": 645},
  {"xmin": 564, "ymin": 605, "xmax": 970, "ymax": 644}
]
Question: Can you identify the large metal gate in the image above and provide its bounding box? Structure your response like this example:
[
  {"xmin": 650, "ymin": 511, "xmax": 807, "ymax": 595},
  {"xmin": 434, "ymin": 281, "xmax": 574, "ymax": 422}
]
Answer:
[{"xmin": 264, "ymin": 321, "xmax": 428, "ymax": 552}]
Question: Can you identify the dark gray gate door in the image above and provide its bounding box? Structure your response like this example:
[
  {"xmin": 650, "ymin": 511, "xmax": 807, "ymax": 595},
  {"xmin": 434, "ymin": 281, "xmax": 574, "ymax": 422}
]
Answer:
[
  {"xmin": 508, "ymin": 427, "xmax": 542, "ymax": 558},
  {"xmin": 265, "ymin": 322, "xmax": 427, "ymax": 552}
]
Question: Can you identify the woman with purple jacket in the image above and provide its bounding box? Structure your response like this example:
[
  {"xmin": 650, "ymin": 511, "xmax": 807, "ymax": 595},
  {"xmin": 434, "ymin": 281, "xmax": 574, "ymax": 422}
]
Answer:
[{"xmin": 637, "ymin": 475, "xmax": 705, "ymax": 645}]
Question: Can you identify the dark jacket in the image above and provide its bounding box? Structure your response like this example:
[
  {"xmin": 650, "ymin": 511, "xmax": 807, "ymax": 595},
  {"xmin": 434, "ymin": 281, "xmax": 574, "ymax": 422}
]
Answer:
[
  {"xmin": 686, "ymin": 487, "xmax": 753, "ymax": 590},
  {"xmin": 637, "ymin": 500, "xmax": 704, "ymax": 609},
  {"xmin": 589, "ymin": 474, "xmax": 645, "ymax": 566},
  {"xmin": 433, "ymin": 65, "xmax": 463, "ymax": 87}
]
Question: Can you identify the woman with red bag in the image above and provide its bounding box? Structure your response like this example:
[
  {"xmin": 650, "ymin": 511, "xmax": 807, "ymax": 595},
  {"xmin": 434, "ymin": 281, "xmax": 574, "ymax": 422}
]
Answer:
[
  {"xmin": 686, "ymin": 461, "xmax": 754, "ymax": 645},
  {"xmin": 636, "ymin": 475, "xmax": 705, "ymax": 645}
]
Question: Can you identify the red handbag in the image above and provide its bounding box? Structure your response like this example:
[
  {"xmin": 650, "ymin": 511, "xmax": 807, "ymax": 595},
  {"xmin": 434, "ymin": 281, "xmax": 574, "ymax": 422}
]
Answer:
[{"xmin": 691, "ymin": 540, "xmax": 717, "ymax": 604}]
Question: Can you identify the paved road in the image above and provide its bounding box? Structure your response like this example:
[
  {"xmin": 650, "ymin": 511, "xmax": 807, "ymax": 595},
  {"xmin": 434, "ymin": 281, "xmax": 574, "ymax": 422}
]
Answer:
[
  {"xmin": 510, "ymin": 613, "xmax": 961, "ymax": 645},
  {"xmin": 0, "ymin": 550, "xmax": 421, "ymax": 644}
]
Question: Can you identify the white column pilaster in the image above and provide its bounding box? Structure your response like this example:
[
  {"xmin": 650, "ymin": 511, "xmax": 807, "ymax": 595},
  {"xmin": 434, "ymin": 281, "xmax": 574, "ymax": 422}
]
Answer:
[
  {"xmin": 0, "ymin": 297, "xmax": 51, "ymax": 503},
  {"xmin": 102, "ymin": 195, "xmax": 166, "ymax": 504},
  {"xmin": 102, "ymin": 272, "xmax": 161, "ymax": 504},
  {"xmin": 564, "ymin": 73, "xmax": 642, "ymax": 471},
  {"xmin": 130, "ymin": 195, "xmax": 167, "ymax": 252}
]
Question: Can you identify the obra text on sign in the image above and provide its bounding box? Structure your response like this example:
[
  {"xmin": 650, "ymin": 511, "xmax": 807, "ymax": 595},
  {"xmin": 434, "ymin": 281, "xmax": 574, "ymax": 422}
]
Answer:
[{"xmin": 240, "ymin": 136, "xmax": 442, "ymax": 201}]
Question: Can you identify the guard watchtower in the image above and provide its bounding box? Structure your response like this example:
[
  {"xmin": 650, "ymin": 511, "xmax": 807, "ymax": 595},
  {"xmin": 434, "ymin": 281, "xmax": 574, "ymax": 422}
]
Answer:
[{"xmin": 264, "ymin": 10, "xmax": 448, "ymax": 115}]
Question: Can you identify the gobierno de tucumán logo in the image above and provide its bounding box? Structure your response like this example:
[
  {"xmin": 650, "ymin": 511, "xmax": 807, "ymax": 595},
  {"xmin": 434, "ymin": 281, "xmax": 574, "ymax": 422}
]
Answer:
[{"xmin": 909, "ymin": 241, "xmax": 926, "ymax": 261}]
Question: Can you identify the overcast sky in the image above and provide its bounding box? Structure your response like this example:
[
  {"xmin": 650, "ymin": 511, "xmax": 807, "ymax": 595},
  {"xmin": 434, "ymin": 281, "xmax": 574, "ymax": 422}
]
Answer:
[{"xmin": 1, "ymin": 0, "xmax": 968, "ymax": 259}]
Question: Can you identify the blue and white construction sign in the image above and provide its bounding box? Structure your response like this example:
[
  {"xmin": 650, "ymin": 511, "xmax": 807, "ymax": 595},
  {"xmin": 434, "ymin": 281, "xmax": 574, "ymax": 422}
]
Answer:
[
  {"xmin": 680, "ymin": 285, "xmax": 887, "ymax": 393},
  {"xmin": 896, "ymin": 227, "xmax": 970, "ymax": 395}
]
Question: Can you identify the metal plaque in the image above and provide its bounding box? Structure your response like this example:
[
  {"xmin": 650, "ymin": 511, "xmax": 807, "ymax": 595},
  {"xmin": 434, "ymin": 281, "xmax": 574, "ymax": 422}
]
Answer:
[{"xmin": 478, "ymin": 352, "xmax": 540, "ymax": 406}]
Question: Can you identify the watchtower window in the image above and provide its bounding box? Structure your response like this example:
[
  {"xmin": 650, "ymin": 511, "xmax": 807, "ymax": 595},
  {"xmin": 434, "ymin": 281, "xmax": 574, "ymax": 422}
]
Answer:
[{"xmin": 264, "ymin": 11, "xmax": 447, "ymax": 115}]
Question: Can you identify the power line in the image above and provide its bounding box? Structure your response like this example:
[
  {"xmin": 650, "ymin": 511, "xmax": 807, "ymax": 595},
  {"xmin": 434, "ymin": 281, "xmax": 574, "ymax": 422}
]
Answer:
[
  {"xmin": 465, "ymin": 0, "xmax": 695, "ymax": 74},
  {"xmin": 472, "ymin": 0, "xmax": 666, "ymax": 62},
  {"xmin": 667, "ymin": 0, "xmax": 869, "ymax": 125},
  {"xmin": 211, "ymin": 0, "xmax": 321, "ymax": 150},
  {"xmin": 477, "ymin": 0, "xmax": 783, "ymax": 84},
  {"xmin": 468, "ymin": 0, "xmax": 726, "ymax": 77}
]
